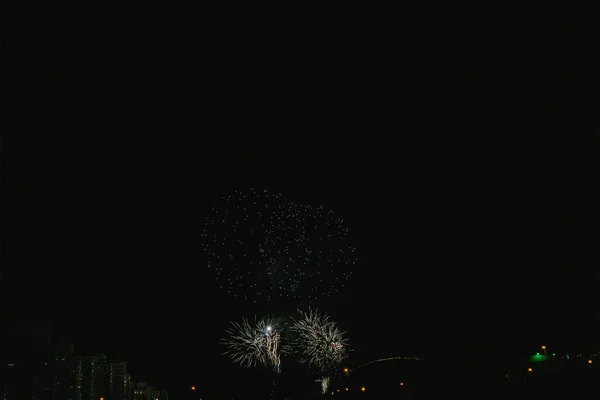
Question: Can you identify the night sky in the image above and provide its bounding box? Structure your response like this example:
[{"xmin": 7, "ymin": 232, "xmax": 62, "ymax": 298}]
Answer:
[{"xmin": 8, "ymin": 25, "xmax": 596, "ymax": 398}]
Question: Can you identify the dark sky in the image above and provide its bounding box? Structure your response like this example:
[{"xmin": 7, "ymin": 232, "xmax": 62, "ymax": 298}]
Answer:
[{"xmin": 8, "ymin": 26, "xmax": 596, "ymax": 397}]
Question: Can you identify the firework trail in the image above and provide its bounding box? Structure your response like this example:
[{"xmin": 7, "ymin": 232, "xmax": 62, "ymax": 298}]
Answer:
[
  {"xmin": 222, "ymin": 317, "xmax": 285, "ymax": 373},
  {"xmin": 320, "ymin": 376, "xmax": 330, "ymax": 394}
]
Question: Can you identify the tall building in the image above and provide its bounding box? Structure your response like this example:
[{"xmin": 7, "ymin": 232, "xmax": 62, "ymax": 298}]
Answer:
[
  {"xmin": 44, "ymin": 341, "xmax": 78, "ymax": 400},
  {"xmin": 121, "ymin": 374, "xmax": 132, "ymax": 400},
  {"xmin": 46, "ymin": 351, "xmax": 79, "ymax": 400},
  {"xmin": 104, "ymin": 360, "xmax": 132, "ymax": 400},
  {"xmin": 2, "ymin": 321, "xmax": 54, "ymax": 400},
  {"xmin": 76, "ymin": 355, "xmax": 108, "ymax": 400},
  {"xmin": 2, "ymin": 335, "xmax": 78, "ymax": 400}
]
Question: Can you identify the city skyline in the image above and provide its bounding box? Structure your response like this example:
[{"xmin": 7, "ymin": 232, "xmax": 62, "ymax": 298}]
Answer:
[{"xmin": 1, "ymin": 326, "xmax": 168, "ymax": 400}]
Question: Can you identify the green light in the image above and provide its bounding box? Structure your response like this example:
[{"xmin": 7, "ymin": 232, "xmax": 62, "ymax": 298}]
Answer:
[{"xmin": 529, "ymin": 354, "xmax": 548, "ymax": 362}]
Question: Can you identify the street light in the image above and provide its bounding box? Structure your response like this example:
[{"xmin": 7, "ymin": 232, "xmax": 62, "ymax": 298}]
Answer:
[
  {"xmin": 361, "ymin": 386, "xmax": 366, "ymax": 392},
  {"xmin": 528, "ymin": 367, "xmax": 532, "ymax": 372},
  {"xmin": 588, "ymin": 359, "xmax": 593, "ymax": 364},
  {"xmin": 541, "ymin": 345, "xmax": 546, "ymax": 355},
  {"xmin": 191, "ymin": 386, "xmax": 196, "ymax": 391},
  {"xmin": 400, "ymin": 382, "xmax": 404, "ymax": 386}
]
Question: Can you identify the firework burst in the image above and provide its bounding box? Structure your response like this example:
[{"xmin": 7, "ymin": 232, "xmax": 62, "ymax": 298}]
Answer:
[
  {"xmin": 223, "ymin": 310, "xmax": 350, "ymax": 396},
  {"xmin": 222, "ymin": 317, "xmax": 286, "ymax": 373},
  {"xmin": 290, "ymin": 309, "xmax": 349, "ymax": 373},
  {"xmin": 202, "ymin": 188, "xmax": 357, "ymax": 303}
]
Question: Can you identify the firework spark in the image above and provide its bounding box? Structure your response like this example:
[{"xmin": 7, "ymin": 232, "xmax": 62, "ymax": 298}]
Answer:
[
  {"xmin": 290, "ymin": 308, "xmax": 349, "ymax": 373},
  {"xmin": 222, "ymin": 317, "xmax": 285, "ymax": 373},
  {"xmin": 202, "ymin": 188, "xmax": 356, "ymax": 302},
  {"xmin": 320, "ymin": 376, "xmax": 330, "ymax": 394}
]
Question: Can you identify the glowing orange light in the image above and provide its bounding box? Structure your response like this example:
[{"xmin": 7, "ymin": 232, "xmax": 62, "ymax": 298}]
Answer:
[
  {"xmin": 345, "ymin": 388, "xmax": 348, "ymax": 391},
  {"xmin": 588, "ymin": 359, "xmax": 593, "ymax": 364},
  {"xmin": 400, "ymin": 382, "xmax": 404, "ymax": 386},
  {"xmin": 541, "ymin": 345, "xmax": 546, "ymax": 350},
  {"xmin": 361, "ymin": 386, "xmax": 366, "ymax": 392},
  {"xmin": 528, "ymin": 367, "xmax": 532, "ymax": 372},
  {"xmin": 331, "ymin": 392, "xmax": 334, "ymax": 395},
  {"xmin": 343, "ymin": 368, "xmax": 348, "ymax": 372},
  {"xmin": 191, "ymin": 386, "xmax": 196, "ymax": 391}
]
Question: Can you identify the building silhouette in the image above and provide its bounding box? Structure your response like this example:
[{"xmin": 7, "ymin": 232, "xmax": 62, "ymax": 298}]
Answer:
[
  {"xmin": 1, "ymin": 327, "xmax": 167, "ymax": 400},
  {"xmin": 77, "ymin": 354, "xmax": 108, "ymax": 400},
  {"xmin": 104, "ymin": 360, "xmax": 132, "ymax": 400}
]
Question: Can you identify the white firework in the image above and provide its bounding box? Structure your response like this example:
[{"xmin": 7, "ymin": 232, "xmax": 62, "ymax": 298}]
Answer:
[
  {"xmin": 290, "ymin": 309, "xmax": 349, "ymax": 372},
  {"xmin": 320, "ymin": 376, "xmax": 330, "ymax": 394},
  {"xmin": 202, "ymin": 188, "xmax": 357, "ymax": 302},
  {"xmin": 222, "ymin": 317, "xmax": 285, "ymax": 373}
]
